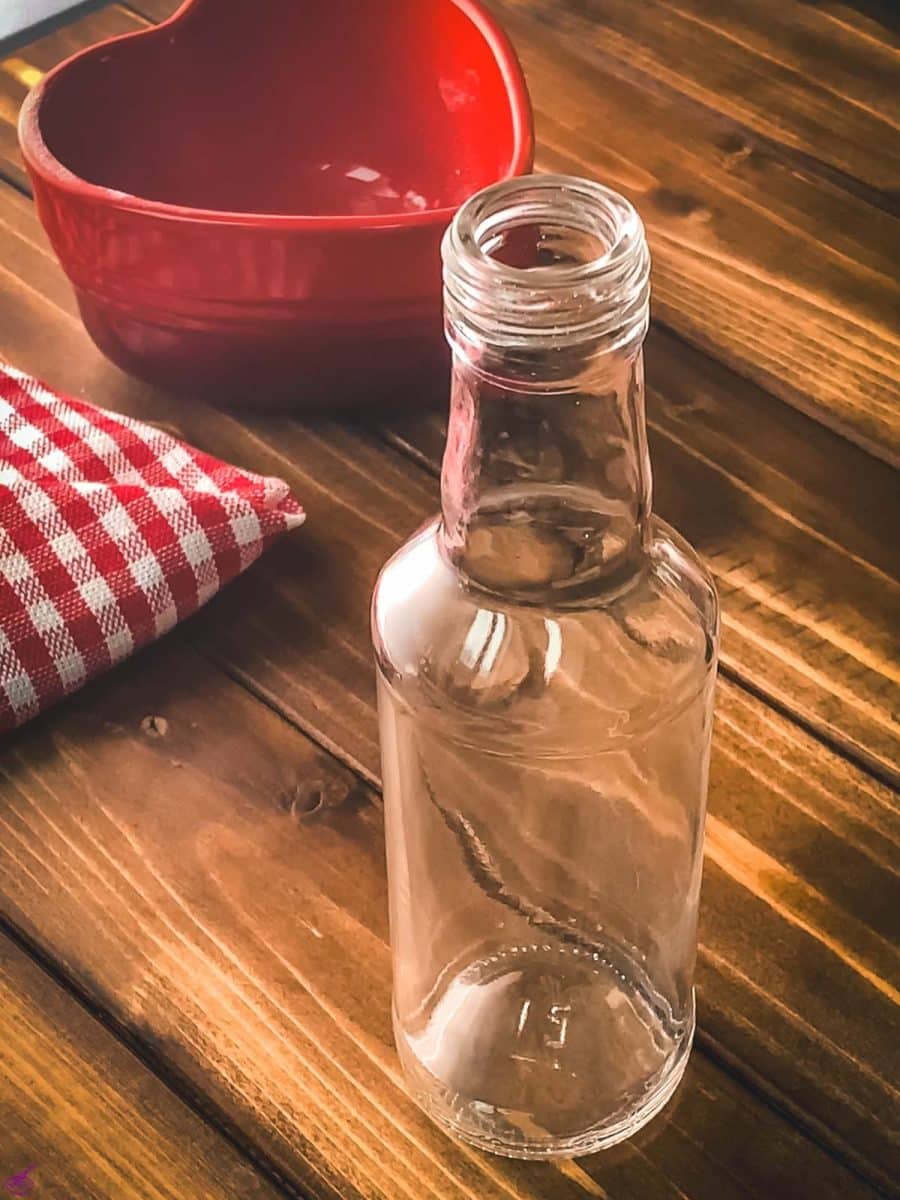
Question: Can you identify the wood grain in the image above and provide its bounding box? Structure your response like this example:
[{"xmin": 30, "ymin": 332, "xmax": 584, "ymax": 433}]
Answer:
[
  {"xmin": 0, "ymin": 932, "xmax": 284, "ymax": 1200},
  {"xmin": 0, "ymin": 179, "xmax": 897, "ymax": 1186},
  {"xmin": 493, "ymin": 0, "xmax": 900, "ymax": 196},
  {"xmin": 0, "ymin": 634, "xmax": 885, "ymax": 1200}
]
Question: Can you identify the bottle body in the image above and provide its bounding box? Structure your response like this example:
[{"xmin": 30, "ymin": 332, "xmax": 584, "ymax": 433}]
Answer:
[
  {"xmin": 372, "ymin": 175, "xmax": 718, "ymax": 1157},
  {"xmin": 374, "ymin": 509, "xmax": 716, "ymax": 1157}
]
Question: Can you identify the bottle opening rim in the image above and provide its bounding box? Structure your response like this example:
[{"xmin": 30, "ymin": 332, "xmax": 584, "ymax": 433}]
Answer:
[
  {"xmin": 445, "ymin": 174, "xmax": 646, "ymax": 287},
  {"xmin": 442, "ymin": 174, "xmax": 651, "ymax": 354}
]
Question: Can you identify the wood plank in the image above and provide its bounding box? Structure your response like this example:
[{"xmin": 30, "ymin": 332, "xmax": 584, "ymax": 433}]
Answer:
[
  {"xmin": 491, "ymin": 0, "xmax": 900, "ymax": 196},
  {"xmin": 0, "ymin": 181, "xmax": 897, "ymax": 1186},
  {"xmin": 17, "ymin": 0, "xmax": 895, "ymax": 461},
  {"xmin": 657, "ymin": 0, "xmax": 900, "ymax": 148},
  {"xmin": 0, "ymin": 632, "xmax": 884, "ymax": 1200},
  {"xmin": 0, "ymin": 932, "xmax": 285, "ymax": 1200}
]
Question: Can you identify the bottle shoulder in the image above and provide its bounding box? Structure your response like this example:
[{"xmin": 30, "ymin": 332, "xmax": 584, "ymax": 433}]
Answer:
[{"xmin": 372, "ymin": 516, "xmax": 718, "ymax": 753}]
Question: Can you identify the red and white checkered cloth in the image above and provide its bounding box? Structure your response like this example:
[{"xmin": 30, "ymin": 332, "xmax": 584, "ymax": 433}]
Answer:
[{"xmin": 0, "ymin": 362, "xmax": 304, "ymax": 732}]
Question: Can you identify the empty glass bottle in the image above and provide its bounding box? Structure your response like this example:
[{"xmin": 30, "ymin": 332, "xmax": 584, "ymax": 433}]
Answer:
[{"xmin": 372, "ymin": 174, "xmax": 718, "ymax": 1159}]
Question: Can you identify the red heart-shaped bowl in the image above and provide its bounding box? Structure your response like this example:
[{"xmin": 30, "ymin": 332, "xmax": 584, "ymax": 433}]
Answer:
[{"xmin": 19, "ymin": 0, "xmax": 533, "ymax": 407}]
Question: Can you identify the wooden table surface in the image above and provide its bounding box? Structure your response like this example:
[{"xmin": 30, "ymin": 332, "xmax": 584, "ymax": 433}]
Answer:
[{"xmin": 0, "ymin": 2, "xmax": 897, "ymax": 1198}]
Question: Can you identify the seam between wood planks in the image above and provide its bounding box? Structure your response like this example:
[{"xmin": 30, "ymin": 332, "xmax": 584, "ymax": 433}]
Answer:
[
  {"xmin": 691, "ymin": 1026, "xmax": 894, "ymax": 1200},
  {"xmin": 0, "ymin": 164, "xmax": 31, "ymax": 199},
  {"xmin": 116, "ymin": 0, "xmax": 154, "ymax": 23},
  {"xmin": 499, "ymin": 0, "xmax": 900, "ymax": 220},
  {"xmin": 0, "ymin": 906, "xmax": 316, "ymax": 1200}
]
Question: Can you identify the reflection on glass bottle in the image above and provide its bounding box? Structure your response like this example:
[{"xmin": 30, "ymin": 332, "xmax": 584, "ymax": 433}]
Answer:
[{"xmin": 372, "ymin": 175, "xmax": 719, "ymax": 1159}]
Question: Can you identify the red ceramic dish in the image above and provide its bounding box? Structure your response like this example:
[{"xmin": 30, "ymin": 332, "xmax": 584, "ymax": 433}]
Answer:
[{"xmin": 19, "ymin": 0, "xmax": 533, "ymax": 406}]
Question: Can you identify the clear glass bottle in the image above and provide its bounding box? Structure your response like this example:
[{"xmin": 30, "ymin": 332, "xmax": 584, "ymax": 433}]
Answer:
[{"xmin": 371, "ymin": 175, "xmax": 718, "ymax": 1159}]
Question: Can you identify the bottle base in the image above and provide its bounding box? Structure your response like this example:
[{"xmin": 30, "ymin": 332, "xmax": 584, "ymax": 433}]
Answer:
[{"xmin": 391, "ymin": 993, "xmax": 696, "ymax": 1161}]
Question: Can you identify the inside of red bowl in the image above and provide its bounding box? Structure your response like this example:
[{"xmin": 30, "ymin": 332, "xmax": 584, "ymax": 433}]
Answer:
[{"xmin": 36, "ymin": 0, "xmax": 524, "ymax": 218}]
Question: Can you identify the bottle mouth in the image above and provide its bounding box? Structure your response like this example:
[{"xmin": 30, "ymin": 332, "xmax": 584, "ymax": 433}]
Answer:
[{"xmin": 443, "ymin": 174, "xmax": 650, "ymax": 358}]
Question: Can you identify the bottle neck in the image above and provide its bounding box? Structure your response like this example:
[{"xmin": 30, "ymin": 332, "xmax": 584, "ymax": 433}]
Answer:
[
  {"xmin": 440, "ymin": 347, "xmax": 652, "ymax": 603},
  {"xmin": 439, "ymin": 174, "xmax": 653, "ymax": 604}
]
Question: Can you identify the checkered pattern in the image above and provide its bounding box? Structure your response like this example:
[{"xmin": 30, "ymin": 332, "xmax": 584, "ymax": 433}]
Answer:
[{"xmin": 0, "ymin": 362, "xmax": 305, "ymax": 732}]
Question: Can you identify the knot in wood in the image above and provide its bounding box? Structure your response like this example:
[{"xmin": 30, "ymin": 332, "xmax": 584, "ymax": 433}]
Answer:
[{"xmin": 140, "ymin": 715, "xmax": 169, "ymax": 738}]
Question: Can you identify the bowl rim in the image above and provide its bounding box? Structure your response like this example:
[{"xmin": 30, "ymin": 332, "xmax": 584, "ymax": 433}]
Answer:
[{"xmin": 18, "ymin": 0, "xmax": 534, "ymax": 230}]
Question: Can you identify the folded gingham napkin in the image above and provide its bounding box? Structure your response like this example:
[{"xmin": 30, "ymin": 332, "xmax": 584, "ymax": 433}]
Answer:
[{"xmin": 0, "ymin": 362, "xmax": 304, "ymax": 732}]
